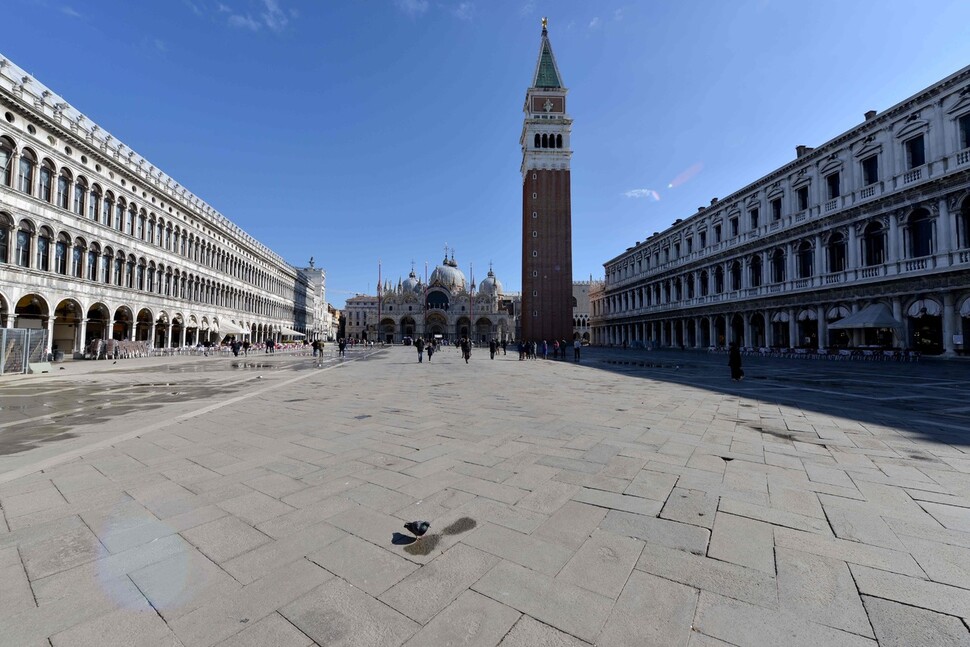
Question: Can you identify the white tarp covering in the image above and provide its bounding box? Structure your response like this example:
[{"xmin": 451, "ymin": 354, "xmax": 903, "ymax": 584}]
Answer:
[
  {"xmin": 828, "ymin": 303, "xmax": 901, "ymax": 329},
  {"xmin": 219, "ymin": 320, "xmax": 248, "ymax": 335},
  {"xmin": 278, "ymin": 326, "xmax": 305, "ymax": 337},
  {"xmin": 907, "ymin": 299, "xmax": 942, "ymax": 317}
]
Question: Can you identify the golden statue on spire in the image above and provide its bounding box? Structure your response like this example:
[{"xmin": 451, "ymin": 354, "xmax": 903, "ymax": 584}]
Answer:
[{"xmin": 542, "ymin": 17, "xmax": 548, "ymax": 30}]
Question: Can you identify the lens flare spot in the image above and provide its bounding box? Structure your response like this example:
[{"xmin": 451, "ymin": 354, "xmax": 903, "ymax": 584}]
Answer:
[{"xmin": 668, "ymin": 162, "xmax": 703, "ymax": 189}]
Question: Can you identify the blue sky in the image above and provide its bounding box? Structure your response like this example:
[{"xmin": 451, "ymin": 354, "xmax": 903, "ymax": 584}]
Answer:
[{"xmin": 5, "ymin": 0, "xmax": 970, "ymax": 307}]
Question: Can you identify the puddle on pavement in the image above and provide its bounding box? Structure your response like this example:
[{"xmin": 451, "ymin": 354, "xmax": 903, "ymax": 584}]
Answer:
[{"xmin": 0, "ymin": 424, "xmax": 78, "ymax": 456}]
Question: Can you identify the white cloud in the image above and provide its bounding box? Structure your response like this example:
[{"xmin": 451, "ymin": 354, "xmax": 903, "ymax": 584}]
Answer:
[
  {"xmin": 154, "ymin": 38, "xmax": 168, "ymax": 52},
  {"xmin": 61, "ymin": 5, "xmax": 81, "ymax": 17},
  {"xmin": 228, "ymin": 12, "xmax": 261, "ymax": 30},
  {"xmin": 588, "ymin": 16, "xmax": 600, "ymax": 29},
  {"xmin": 217, "ymin": 2, "xmax": 231, "ymax": 12},
  {"xmin": 261, "ymin": 0, "xmax": 289, "ymax": 32},
  {"xmin": 613, "ymin": 8, "xmax": 623, "ymax": 21},
  {"xmin": 519, "ymin": 0, "xmax": 535, "ymax": 16},
  {"xmin": 452, "ymin": 1, "xmax": 474, "ymax": 21},
  {"xmin": 624, "ymin": 189, "xmax": 660, "ymax": 201},
  {"xmin": 395, "ymin": 0, "xmax": 430, "ymax": 16}
]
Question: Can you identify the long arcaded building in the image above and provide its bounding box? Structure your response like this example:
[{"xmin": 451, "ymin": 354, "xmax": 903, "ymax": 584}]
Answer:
[
  {"xmin": 0, "ymin": 55, "xmax": 321, "ymax": 357},
  {"xmin": 590, "ymin": 65, "xmax": 970, "ymax": 356}
]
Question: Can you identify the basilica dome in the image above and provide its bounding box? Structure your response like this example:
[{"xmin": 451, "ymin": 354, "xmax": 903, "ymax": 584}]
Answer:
[
  {"xmin": 429, "ymin": 256, "xmax": 466, "ymax": 291},
  {"xmin": 477, "ymin": 268, "xmax": 503, "ymax": 295},
  {"xmin": 402, "ymin": 270, "xmax": 421, "ymax": 293}
]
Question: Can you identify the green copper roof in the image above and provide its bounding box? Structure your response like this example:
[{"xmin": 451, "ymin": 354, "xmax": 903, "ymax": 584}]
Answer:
[{"xmin": 534, "ymin": 38, "xmax": 561, "ymax": 88}]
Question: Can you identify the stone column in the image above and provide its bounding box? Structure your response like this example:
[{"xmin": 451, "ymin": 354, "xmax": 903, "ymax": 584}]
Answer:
[
  {"xmin": 77, "ymin": 318, "xmax": 87, "ymax": 355},
  {"xmin": 45, "ymin": 316, "xmax": 55, "ymax": 358},
  {"xmin": 180, "ymin": 325, "xmax": 187, "ymax": 348},
  {"xmin": 888, "ymin": 216, "xmax": 900, "ymax": 264},
  {"xmin": 148, "ymin": 323, "xmax": 156, "ymax": 349},
  {"xmin": 892, "ymin": 298, "xmax": 904, "ymax": 349},
  {"xmin": 694, "ymin": 319, "xmax": 702, "ymax": 348},
  {"xmin": 787, "ymin": 308, "xmax": 797, "ymax": 348},
  {"xmin": 660, "ymin": 321, "xmax": 668, "ymax": 347},
  {"xmin": 165, "ymin": 322, "xmax": 172, "ymax": 348},
  {"xmin": 816, "ymin": 304, "xmax": 827, "ymax": 350},
  {"xmin": 742, "ymin": 313, "xmax": 752, "ymax": 348},
  {"xmin": 764, "ymin": 310, "xmax": 773, "ymax": 348},
  {"xmin": 814, "ymin": 234, "xmax": 824, "ymax": 277},
  {"xmin": 847, "ymin": 226, "xmax": 858, "ymax": 274},
  {"xmin": 938, "ymin": 198, "xmax": 953, "ymax": 254},
  {"xmin": 942, "ymin": 292, "xmax": 956, "ymax": 357}
]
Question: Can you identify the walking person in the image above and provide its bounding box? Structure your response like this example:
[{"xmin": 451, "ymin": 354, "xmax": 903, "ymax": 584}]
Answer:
[
  {"xmin": 338, "ymin": 338, "xmax": 346, "ymax": 357},
  {"xmin": 415, "ymin": 337, "xmax": 425, "ymax": 363},
  {"xmin": 427, "ymin": 340, "xmax": 434, "ymax": 362},
  {"xmin": 461, "ymin": 337, "xmax": 472, "ymax": 364},
  {"xmin": 501, "ymin": 339, "xmax": 507, "ymax": 355},
  {"xmin": 489, "ymin": 338, "xmax": 497, "ymax": 360},
  {"xmin": 573, "ymin": 338, "xmax": 581, "ymax": 362},
  {"xmin": 728, "ymin": 342, "xmax": 744, "ymax": 381}
]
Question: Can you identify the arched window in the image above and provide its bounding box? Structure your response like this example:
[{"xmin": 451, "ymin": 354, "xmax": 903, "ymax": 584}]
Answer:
[
  {"xmin": 907, "ymin": 208, "xmax": 933, "ymax": 258},
  {"xmin": 862, "ymin": 221, "xmax": 885, "ymax": 266},
  {"xmin": 0, "ymin": 137, "xmax": 13, "ymax": 186},
  {"xmin": 796, "ymin": 240, "xmax": 813, "ymax": 278},
  {"xmin": 16, "ymin": 220, "xmax": 33, "ymax": 267},
  {"xmin": 750, "ymin": 255, "xmax": 762, "ymax": 287},
  {"xmin": 125, "ymin": 254, "xmax": 136, "ymax": 288},
  {"xmin": 165, "ymin": 225, "xmax": 172, "ymax": 250},
  {"xmin": 0, "ymin": 215, "xmax": 10, "ymax": 264},
  {"xmin": 699, "ymin": 270, "xmax": 709, "ymax": 296},
  {"xmin": 18, "ymin": 149, "xmax": 36, "ymax": 194},
  {"xmin": 115, "ymin": 198, "xmax": 125, "ymax": 230},
  {"xmin": 88, "ymin": 184, "xmax": 101, "ymax": 221},
  {"xmin": 826, "ymin": 232, "xmax": 846, "ymax": 272},
  {"xmin": 534, "ymin": 134, "xmax": 540, "ymax": 148},
  {"xmin": 147, "ymin": 217, "xmax": 156, "ymax": 245},
  {"xmin": 137, "ymin": 210, "xmax": 146, "ymax": 240},
  {"xmin": 114, "ymin": 251, "xmax": 125, "ymax": 285},
  {"xmin": 730, "ymin": 261, "xmax": 742, "ymax": 291},
  {"xmin": 39, "ymin": 160, "xmax": 54, "ymax": 202},
  {"xmin": 102, "ymin": 191, "xmax": 113, "ymax": 226},
  {"xmin": 73, "ymin": 176, "xmax": 87, "ymax": 216},
  {"xmin": 771, "ymin": 249, "xmax": 786, "ymax": 282},
  {"xmin": 55, "ymin": 232, "xmax": 70, "ymax": 275},
  {"xmin": 541, "ymin": 133, "xmax": 548, "ymax": 148},
  {"xmin": 56, "ymin": 169, "xmax": 72, "ymax": 209},
  {"xmin": 101, "ymin": 247, "xmax": 112, "ymax": 283},
  {"xmin": 87, "ymin": 243, "xmax": 100, "ymax": 279},
  {"xmin": 147, "ymin": 262, "xmax": 156, "ymax": 292},
  {"xmin": 556, "ymin": 133, "xmax": 562, "ymax": 148},
  {"xmin": 126, "ymin": 204, "xmax": 136, "ymax": 235},
  {"xmin": 714, "ymin": 266, "xmax": 724, "ymax": 293},
  {"xmin": 72, "ymin": 237, "xmax": 85, "ymax": 278},
  {"xmin": 136, "ymin": 258, "xmax": 146, "ymax": 290},
  {"xmin": 686, "ymin": 273, "xmax": 695, "ymax": 299},
  {"xmin": 37, "ymin": 227, "xmax": 52, "ymax": 271}
]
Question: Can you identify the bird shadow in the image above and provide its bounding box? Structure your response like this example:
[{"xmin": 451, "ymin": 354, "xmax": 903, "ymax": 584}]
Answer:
[
  {"xmin": 441, "ymin": 517, "xmax": 477, "ymax": 535},
  {"xmin": 391, "ymin": 532, "xmax": 417, "ymax": 545},
  {"xmin": 404, "ymin": 533, "xmax": 441, "ymax": 555}
]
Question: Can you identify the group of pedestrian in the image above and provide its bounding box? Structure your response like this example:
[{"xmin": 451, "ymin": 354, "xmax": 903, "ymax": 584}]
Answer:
[{"xmin": 517, "ymin": 338, "xmax": 582, "ymax": 362}]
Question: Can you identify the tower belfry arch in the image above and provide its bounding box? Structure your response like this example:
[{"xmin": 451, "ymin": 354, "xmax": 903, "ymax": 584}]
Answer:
[{"xmin": 521, "ymin": 18, "xmax": 574, "ymax": 342}]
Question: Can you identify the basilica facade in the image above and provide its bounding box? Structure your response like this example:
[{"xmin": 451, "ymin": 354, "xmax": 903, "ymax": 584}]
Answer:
[
  {"xmin": 591, "ymin": 64, "xmax": 970, "ymax": 356},
  {"xmin": 0, "ymin": 56, "xmax": 325, "ymax": 359},
  {"xmin": 343, "ymin": 255, "xmax": 517, "ymax": 344}
]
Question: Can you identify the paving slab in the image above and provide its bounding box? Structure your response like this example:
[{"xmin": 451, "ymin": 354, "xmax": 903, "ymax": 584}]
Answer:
[{"xmin": 3, "ymin": 348, "xmax": 970, "ymax": 645}]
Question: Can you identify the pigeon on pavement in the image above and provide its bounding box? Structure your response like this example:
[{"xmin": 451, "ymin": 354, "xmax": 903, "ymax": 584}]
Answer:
[{"xmin": 404, "ymin": 521, "xmax": 430, "ymax": 537}]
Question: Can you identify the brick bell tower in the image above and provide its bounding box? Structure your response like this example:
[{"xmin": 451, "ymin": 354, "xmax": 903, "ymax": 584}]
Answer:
[{"xmin": 521, "ymin": 17, "xmax": 573, "ymax": 343}]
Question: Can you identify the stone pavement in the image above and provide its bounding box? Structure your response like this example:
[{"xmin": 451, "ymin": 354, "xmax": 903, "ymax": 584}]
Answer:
[{"xmin": 1, "ymin": 345, "xmax": 969, "ymax": 646}]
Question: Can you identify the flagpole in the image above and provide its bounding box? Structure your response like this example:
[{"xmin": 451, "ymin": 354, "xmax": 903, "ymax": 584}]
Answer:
[
  {"xmin": 469, "ymin": 262, "xmax": 474, "ymax": 342},
  {"xmin": 377, "ymin": 259, "xmax": 381, "ymax": 343},
  {"xmin": 424, "ymin": 261, "xmax": 429, "ymax": 341}
]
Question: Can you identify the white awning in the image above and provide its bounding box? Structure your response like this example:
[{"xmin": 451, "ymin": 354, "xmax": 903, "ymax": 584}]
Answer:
[
  {"xmin": 797, "ymin": 309, "xmax": 817, "ymax": 321},
  {"xmin": 219, "ymin": 320, "xmax": 248, "ymax": 335},
  {"xmin": 828, "ymin": 303, "xmax": 901, "ymax": 329},
  {"xmin": 771, "ymin": 312, "xmax": 790, "ymax": 323},
  {"xmin": 961, "ymin": 298, "xmax": 970, "ymax": 318},
  {"xmin": 907, "ymin": 299, "xmax": 941, "ymax": 318},
  {"xmin": 827, "ymin": 305, "xmax": 850, "ymax": 321},
  {"xmin": 278, "ymin": 326, "xmax": 305, "ymax": 337}
]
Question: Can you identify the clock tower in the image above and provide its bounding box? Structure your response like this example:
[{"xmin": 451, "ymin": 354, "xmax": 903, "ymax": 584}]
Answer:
[{"xmin": 521, "ymin": 18, "xmax": 573, "ymax": 343}]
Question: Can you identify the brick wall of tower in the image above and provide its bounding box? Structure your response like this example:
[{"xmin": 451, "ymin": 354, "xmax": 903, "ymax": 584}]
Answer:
[{"xmin": 522, "ymin": 168, "xmax": 573, "ymax": 342}]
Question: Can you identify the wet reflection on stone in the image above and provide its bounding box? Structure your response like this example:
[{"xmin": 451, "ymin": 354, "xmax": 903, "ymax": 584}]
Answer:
[
  {"xmin": 441, "ymin": 517, "xmax": 476, "ymax": 535},
  {"xmin": 404, "ymin": 533, "xmax": 441, "ymax": 555}
]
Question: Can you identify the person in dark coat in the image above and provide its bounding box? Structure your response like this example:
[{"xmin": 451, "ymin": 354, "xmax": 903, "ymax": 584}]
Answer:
[
  {"xmin": 461, "ymin": 337, "xmax": 472, "ymax": 363},
  {"xmin": 489, "ymin": 339, "xmax": 497, "ymax": 360},
  {"xmin": 427, "ymin": 340, "xmax": 435, "ymax": 362},
  {"xmin": 728, "ymin": 342, "xmax": 744, "ymax": 381},
  {"xmin": 415, "ymin": 337, "xmax": 425, "ymax": 362}
]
